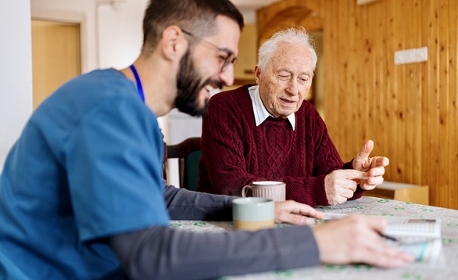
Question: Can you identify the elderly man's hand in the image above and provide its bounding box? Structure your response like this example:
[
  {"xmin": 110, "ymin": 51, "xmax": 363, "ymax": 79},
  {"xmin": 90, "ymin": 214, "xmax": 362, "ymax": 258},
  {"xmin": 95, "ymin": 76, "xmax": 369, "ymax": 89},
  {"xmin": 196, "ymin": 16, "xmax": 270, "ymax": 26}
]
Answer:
[
  {"xmin": 274, "ymin": 200, "xmax": 325, "ymax": 225},
  {"xmin": 352, "ymin": 140, "xmax": 389, "ymax": 190},
  {"xmin": 324, "ymin": 169, "xmax": 369, "ymax": 205}
]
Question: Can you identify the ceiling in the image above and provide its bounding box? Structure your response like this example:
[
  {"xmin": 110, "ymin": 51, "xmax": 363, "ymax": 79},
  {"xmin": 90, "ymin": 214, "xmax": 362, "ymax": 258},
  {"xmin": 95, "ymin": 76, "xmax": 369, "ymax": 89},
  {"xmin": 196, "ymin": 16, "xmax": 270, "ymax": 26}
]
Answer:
[
  {"xmin": 231, "ymin": 0, "xmax": 278, "ymax": 23},
  {"xmin": 231, "ymin": 0, "xmax": 278, "ymax": 9}
]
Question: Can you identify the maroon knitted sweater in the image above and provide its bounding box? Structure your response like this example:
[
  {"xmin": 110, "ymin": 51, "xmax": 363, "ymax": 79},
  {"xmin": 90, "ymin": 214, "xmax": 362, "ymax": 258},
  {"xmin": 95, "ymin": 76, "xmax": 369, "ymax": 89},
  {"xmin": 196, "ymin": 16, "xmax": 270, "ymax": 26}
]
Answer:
[{"xmin": 197, "ymin": 85, "xmax": 363, "ymax": 207}]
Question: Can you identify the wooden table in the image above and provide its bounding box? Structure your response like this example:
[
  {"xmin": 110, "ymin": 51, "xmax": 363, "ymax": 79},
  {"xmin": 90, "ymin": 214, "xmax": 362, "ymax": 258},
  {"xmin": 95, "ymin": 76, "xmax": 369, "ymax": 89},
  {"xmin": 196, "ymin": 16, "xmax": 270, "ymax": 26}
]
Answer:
[{"xmin": 172, "ymin": 196, "xmax": 458, "ymax": 279}]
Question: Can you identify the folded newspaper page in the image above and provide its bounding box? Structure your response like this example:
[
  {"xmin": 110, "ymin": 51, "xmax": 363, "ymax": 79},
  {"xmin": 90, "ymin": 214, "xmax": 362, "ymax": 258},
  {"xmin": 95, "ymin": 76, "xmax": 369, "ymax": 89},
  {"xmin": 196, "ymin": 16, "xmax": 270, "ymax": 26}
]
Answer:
[
  {"xmin": 384, "ymin": 217, "xmax": 442, "ymax": 263},
  {"xmin": 310, "ymin": 213, "xmax": 442, "ymax": 264}
]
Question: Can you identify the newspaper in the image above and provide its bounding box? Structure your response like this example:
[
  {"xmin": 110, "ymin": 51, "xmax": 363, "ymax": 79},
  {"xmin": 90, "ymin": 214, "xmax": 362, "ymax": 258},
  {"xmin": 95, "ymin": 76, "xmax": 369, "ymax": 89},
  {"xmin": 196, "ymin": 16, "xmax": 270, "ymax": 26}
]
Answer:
[
  {"xmin": 310, "ymin": 213, "xmax": 443, "ymax": 264},
  {"xmin": 384, "ymin": 217, "xmax": 442, "ymax": 263}
]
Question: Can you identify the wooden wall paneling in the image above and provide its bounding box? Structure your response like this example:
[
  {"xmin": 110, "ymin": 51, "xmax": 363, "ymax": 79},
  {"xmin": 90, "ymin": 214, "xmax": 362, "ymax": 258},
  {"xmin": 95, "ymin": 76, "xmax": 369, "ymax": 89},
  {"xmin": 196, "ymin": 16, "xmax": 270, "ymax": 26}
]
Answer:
[
  {"xmin": 431, "ymin": 0, "xmax": 441, "ymax": 207},
  {"xmin": 362, "ymin": 3, "xmax": 376, "ymax": 152},
  {"xmin": 392, "ymin": 0, "xmax": 406, "ymax": 183},
  {"xmin": 438, "ymin": 0, "xmax": 456, "ymax": 207},
  {"xmin": 372, "ymin": 2, "xmax": 385, "ymax": 163},
  {"xmin": 322, "ymin": 4, "xmax": 336, "ymax": 136},
  {"xmin": 342, "ymin": 0, "xmax": 353, "ymax": 152},
  {"xmin": 298, "ymin": 16, "xmax": 322, "ymax": 33},
  {"xmin": 449, "ymin": 0, "xmax": 458, "ymax": 207},
  {"xmin": 437, "ymin": 1, "xmax": 448, "ymax": 207},
  {"xmin": 379, "ymin": 2, "xmax": 391, "ymax": 172},
  {"xmin": 411, "ymin": 0, "xmax": 423, "ymax": 185},
  {"xmin": 377, "ymin": 2, "xmax": 391, "ymax": 172},
  {"xmin": 423, "ymin": 0, "xmax": 441, "ymax": 206},
  {"xmin": 341, "ymin": 0, "xmax": 356, "ymax": 157},
  {"xmin": 437, "ymin": 1, "xmax": 449, "ymax": 207},
  {"xmin": 343, "ymin": 0, "xmax": 355, "ymax": 158},
  {"xmin": 353, "ymin": 0, "xmax": 366, "ymax": 152},
  {"xmin": 448, "ymin": 0, "xmax": 457, "ymax": 208},
  {"xmin": 419, "ymin": 0, "xmax": 431, "ymax": 201},
  {"xmin": 258, "ymin": 0, "xmax": 306, "ymax": 46},
  {"xmin": 403, "ymin": 1, "xmax": 425, "ymax": 192},
  {"xmin": 325, "ymin": 3, "xmax": 340, "ymax": 154},
  {"xmin": 259, "ymin": 0, "xmax": 457, "ymax": 208},
  {"xmin": 383, "ymin": 0, "xmax": 397, "ymax": 180},
  {"xmin": 420, "ymin": 0, "xmax": 431, "ymax": 203},
  {"xmin": 257, "ymin": 0, "xmax": 322, "ymax": 46},
  {"xmin": 405, "ymin": 0, "xmax": 423, "ymax": 185}
]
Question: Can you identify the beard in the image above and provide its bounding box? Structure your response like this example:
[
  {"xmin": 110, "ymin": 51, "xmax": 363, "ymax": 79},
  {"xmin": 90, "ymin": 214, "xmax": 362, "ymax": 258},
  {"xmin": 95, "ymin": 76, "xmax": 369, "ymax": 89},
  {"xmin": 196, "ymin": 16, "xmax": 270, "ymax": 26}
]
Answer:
[
  {"xmin": 175, "ymin": 49, "xmax": 206, "ymax": 116},
  {"xmin": 175, "ymin": 49, "xmax": 221, "ymax": 117}
]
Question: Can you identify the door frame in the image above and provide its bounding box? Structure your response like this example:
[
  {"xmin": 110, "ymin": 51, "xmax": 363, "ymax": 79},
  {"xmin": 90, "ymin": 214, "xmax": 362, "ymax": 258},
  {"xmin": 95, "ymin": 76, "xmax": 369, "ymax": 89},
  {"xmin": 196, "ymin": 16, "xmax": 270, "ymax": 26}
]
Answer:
[{"xmin": 31, "ymin": 9, "xmax": 87, "ymax": 73}]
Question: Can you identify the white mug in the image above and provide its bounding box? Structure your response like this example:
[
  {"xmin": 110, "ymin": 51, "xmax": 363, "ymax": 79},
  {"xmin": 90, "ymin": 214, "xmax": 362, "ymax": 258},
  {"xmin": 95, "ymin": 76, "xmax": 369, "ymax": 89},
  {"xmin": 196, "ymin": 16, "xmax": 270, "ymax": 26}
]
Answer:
[
  {"xmin": 242, "ymin": 181, "xmax": 286, "ymax": 202},
  {"xmin": 232, "ymin": 197, "xmax": 275, "ymax": 231}
]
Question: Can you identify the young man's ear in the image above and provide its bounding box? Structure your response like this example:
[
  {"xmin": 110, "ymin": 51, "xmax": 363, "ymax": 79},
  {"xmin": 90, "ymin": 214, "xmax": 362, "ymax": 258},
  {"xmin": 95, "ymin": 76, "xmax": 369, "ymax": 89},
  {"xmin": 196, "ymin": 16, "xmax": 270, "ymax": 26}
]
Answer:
[{"xmin": 161, "ymin": 25, "xmax": 188, "ymax": 60}]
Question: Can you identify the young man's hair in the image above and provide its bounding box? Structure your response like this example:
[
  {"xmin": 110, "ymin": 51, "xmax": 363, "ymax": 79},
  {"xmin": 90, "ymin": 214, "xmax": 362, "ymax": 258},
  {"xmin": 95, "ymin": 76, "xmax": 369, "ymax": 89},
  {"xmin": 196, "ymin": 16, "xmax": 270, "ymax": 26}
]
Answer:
[{"xmin": 142, "ymin": 0, "xmax": 244, "ymax": 54}]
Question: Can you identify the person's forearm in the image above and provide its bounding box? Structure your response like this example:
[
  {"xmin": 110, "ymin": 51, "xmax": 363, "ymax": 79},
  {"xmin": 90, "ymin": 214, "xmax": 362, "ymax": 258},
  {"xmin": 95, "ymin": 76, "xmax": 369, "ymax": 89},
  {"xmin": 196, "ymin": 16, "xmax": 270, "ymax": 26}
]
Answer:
[
  {"xmin": 110, "ymin": 225, "xmax": 320, "ymax": 280},
  {"xmin": 164, "ymin": 185, "xmax": 234, "ymax": 221}
]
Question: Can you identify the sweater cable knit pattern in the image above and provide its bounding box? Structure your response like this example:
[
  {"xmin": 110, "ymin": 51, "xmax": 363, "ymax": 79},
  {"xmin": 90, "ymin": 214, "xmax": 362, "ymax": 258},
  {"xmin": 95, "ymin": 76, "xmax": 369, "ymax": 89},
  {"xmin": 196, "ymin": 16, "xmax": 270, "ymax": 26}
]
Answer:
[{"xmin": 197, "ymin": 85, "xmax": 363, "ymax": 207}]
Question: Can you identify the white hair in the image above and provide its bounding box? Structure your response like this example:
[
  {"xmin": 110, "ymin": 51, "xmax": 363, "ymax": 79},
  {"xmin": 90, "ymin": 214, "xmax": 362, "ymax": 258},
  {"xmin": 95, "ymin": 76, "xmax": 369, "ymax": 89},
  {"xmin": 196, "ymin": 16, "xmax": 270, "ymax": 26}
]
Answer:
[{"xmin": 257, "ymin": 27, "xmax": 318, "ymax": 72}]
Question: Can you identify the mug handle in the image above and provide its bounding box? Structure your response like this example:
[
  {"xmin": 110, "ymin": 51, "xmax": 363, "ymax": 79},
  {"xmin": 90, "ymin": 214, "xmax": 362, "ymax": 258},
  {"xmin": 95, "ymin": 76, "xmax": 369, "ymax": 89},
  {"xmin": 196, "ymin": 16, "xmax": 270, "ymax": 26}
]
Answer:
[{"xmin": 241, "ymin": 185, "xmax": 252, "ymax": 197}]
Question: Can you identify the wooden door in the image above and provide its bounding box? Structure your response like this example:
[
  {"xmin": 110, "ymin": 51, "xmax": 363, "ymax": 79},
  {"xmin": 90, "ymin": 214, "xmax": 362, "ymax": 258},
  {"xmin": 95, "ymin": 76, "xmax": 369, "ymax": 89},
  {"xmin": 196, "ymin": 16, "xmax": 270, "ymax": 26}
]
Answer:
[{"xmin": 31, "ymin": 20, "xmax": 81, "ymax": 109}]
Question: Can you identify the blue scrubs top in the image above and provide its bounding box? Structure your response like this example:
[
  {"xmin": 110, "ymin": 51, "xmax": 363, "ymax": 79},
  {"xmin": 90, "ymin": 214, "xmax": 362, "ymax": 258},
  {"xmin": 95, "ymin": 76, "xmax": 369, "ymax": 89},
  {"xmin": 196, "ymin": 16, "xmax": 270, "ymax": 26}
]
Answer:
[{"xmin": 0, "ymin": 69, "xmax": 169, "ymax": 279}]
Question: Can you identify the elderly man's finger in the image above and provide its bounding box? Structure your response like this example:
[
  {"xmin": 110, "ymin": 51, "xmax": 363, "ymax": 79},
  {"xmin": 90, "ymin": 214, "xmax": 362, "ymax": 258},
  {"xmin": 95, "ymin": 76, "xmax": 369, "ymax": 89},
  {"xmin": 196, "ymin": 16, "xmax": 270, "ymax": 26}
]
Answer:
[
  {"xmin": 355, "ymin": 140, "xmax": 374, "ymax": 160},
  {"xmin": 343, "ymin": 169, "xmax": 371, "ymax": 180},
  {"xmin": 368, "ymin": 175, "xmax": 385, "ymax": 185},
  {"xmin": 371, "ymin": 156, "xmax": 390, "ymax": 167},
  {"xmin": 367, "ymin": 166, "xmax": 386, "ymax": 177},
  {"xmin": 360, "ymin": 182, "xmax": 377, "ymax": 190}
]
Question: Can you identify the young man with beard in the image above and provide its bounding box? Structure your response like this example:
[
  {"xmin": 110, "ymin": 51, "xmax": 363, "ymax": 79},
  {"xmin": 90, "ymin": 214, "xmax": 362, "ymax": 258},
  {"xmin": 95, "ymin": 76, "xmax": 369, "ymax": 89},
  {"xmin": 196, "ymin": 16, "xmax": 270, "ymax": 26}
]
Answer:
[{"xmin": 0, "ymin": 0, "xmax": 412, "ymax": 279}]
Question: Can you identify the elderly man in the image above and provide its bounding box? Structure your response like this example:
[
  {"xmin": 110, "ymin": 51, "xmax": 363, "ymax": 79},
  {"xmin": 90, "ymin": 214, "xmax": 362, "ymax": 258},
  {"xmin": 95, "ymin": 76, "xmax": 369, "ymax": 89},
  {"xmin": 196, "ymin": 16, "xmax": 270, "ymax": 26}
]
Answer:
[{"xmin": 198, "ymin": 27, "xmax": 389, "ymax": 207}]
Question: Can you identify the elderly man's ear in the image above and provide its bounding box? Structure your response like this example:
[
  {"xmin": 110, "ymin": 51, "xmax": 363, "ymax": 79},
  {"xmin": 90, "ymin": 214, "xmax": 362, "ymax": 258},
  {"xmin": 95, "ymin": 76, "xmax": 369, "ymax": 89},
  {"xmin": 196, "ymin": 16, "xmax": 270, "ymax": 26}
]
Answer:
[{"xmin": 254, "ymin": 65, "xmax": 262, "ymax": 84}]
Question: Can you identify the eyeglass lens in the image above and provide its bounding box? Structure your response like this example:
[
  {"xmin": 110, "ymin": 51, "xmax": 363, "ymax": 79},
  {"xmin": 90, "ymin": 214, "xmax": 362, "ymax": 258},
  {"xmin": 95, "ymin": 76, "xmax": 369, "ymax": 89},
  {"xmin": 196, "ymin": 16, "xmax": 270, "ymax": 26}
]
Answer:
[{"xmin": 181, "ymin": 29, "xmax": 237, "ymax": 72}]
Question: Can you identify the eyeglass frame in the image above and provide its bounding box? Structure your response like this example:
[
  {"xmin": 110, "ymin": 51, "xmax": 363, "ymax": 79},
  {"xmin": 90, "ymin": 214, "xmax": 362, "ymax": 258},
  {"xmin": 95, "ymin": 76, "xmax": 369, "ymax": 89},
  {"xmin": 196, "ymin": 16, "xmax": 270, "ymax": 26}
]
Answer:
[{"xmin": 181, "ymin": 29, "xmax": 237, "ymax": 72}]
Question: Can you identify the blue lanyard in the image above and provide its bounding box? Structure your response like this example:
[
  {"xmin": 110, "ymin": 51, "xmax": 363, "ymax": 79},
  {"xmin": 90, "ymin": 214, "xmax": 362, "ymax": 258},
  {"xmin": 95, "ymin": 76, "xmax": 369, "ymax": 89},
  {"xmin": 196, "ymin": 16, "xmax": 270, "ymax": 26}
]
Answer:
[{"xmin": 129, "ymin": 64, "xmax": 145, "ymax": 103}]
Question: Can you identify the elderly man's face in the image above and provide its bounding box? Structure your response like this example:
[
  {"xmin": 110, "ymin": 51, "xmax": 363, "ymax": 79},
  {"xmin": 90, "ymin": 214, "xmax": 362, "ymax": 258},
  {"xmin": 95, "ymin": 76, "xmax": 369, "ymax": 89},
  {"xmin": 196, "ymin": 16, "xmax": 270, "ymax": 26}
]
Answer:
[{"xmin": 255, "ymin": 42, "xmax": 315, "ymax": 118}]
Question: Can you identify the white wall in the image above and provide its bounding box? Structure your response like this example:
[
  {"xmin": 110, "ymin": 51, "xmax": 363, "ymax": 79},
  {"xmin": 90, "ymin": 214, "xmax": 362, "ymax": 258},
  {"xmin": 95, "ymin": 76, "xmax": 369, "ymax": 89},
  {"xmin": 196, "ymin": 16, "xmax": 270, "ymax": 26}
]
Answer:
[
  {"xmin": 97, "ymin": 0, "xmax": 147, "ymax": 69},
  {"xmin": 0, "ymin": 1, "xmax": 33, "ymax": 171}
]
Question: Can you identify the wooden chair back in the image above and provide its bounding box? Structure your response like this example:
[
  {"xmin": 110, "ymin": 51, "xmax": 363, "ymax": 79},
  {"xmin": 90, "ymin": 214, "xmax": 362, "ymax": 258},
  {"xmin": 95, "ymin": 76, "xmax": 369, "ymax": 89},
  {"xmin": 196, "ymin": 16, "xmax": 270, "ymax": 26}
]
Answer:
[{"xmin": 164, "ymin": 137, "xmax": 201, "ymax": 191}]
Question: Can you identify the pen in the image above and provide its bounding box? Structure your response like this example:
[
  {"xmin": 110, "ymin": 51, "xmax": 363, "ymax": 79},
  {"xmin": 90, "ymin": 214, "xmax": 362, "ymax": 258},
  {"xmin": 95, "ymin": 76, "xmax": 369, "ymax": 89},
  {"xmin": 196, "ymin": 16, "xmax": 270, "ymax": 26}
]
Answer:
[{"xmin": 379, "ymin": 233, "xmax": 398, "ymax": 242}]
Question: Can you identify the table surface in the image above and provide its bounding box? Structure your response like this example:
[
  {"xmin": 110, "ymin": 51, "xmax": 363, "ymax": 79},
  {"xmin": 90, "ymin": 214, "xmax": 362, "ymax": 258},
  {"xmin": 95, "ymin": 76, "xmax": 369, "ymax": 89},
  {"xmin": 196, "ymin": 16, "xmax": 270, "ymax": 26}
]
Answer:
[{"xmin": 171, "ymin": 196, "xmax": 458, "ymax": 280}]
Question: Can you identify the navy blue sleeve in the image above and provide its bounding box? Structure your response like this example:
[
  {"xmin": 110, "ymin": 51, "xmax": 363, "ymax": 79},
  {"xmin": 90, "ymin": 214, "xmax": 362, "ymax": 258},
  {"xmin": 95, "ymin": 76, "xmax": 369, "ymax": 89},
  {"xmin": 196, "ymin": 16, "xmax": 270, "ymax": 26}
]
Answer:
[{"xmin": 164, "ymin": 185, "xmax": 233, "ymax": 221}]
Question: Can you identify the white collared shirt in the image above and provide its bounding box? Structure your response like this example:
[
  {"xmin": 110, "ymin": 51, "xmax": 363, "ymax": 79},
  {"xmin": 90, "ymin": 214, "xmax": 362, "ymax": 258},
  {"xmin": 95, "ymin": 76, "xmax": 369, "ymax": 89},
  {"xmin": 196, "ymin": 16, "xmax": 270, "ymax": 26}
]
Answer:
[{"xmin": 248, "ymin": 85, "xmax": 295, "ymax": 130}]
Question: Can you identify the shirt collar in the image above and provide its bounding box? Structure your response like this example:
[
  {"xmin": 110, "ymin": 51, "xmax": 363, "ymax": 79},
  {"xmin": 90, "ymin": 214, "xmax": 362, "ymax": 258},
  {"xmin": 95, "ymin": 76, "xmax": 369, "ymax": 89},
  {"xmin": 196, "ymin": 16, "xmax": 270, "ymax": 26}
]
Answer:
[{"xmin": 248, "ymin": 85, "xmax": 295, "ymax": 130}]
